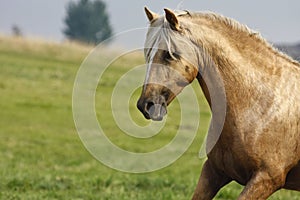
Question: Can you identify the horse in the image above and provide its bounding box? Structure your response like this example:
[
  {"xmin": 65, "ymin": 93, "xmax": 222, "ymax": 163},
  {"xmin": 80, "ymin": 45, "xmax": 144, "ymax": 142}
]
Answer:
[{"xmin": 137, "ymin": 7, "xmax": 300, "ymax": 200}]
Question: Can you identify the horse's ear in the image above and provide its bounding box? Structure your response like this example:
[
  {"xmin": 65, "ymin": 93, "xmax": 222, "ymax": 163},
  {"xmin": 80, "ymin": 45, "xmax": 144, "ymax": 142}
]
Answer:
[
  {"xmin": 164, "ymin": 8, "xmax": 180, "ymax": 31},
  {"xmin": 144, "ymin": 7, "xmax": 159, "ymax": 23}
]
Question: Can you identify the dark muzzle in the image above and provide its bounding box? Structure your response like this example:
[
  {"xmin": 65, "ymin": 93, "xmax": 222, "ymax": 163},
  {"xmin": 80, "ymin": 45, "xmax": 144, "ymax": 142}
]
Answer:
[{"xmin": 137, "ymin": 95, "xmax": 167, "ymax": 121}]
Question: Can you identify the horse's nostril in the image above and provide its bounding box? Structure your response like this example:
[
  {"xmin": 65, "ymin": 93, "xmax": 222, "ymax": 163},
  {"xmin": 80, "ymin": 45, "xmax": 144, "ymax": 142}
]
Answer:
[{"xmin": 145, "ymin": 101, "xmax": 154, "ymax": 113}]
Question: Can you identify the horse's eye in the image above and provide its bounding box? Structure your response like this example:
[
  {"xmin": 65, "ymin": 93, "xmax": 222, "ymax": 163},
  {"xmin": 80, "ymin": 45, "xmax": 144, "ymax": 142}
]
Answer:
[
  {"xmin": 163, "ymin": 51, "xmax": 180, "ymax": 61},
  {"xmin": 173, "ymin": 52, "xmax": 180, "ymax": 59},
  {"xmin": 164, "ymin": 51, "xmax": 172, "ymax": 61}
]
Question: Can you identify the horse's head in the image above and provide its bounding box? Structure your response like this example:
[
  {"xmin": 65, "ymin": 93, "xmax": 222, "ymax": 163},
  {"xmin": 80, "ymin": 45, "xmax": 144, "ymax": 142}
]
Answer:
[{"xmin": 137, "ymin": 7, "xmax": 199, "ymax": 121}]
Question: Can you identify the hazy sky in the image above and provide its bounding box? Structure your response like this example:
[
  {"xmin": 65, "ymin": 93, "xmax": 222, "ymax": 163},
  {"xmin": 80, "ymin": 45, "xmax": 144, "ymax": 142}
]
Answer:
[{"xmin": 1, "ymin": 0, "xmax": 299, "ymax": 48}]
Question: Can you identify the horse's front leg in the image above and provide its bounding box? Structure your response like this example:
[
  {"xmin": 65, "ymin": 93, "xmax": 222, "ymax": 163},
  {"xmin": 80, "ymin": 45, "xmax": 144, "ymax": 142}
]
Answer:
[
  {"xmin": 237, "ymin": 170, "xmax": 286, "ymax": 200},
  {"xmin": 192, "ymin": 160, "xmax": 231, "ymax": 200}
]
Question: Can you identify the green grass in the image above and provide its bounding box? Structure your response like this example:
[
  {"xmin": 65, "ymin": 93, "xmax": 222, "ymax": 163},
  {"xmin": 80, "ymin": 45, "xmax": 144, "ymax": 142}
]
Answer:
[{"xmin": 0, "ymin": 35, "xmax": 299, "ymax": 199}]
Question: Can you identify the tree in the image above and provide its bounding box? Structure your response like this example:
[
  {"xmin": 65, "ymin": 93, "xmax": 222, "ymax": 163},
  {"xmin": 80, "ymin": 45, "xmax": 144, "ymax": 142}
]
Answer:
[
  {"xmin": 63, "ymin": 0, "xmax": 113, "ymax": 44},
  {"xmin": 11, "ymin": 24, "xmax": 23, "ymax": 37}
]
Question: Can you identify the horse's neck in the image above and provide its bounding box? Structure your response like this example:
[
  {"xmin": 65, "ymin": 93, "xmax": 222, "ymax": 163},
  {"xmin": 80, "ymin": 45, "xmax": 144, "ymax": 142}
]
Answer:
[{"xmin": 192, "ymin": 15, "xmax": 300, "ymax": 117}]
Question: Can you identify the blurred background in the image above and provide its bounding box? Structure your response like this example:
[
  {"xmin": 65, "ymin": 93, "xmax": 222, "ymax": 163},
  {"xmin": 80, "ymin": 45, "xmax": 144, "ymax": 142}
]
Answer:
[{"xmin": 0, "ymin": 0, "xmax": 300, "ymax": 58}]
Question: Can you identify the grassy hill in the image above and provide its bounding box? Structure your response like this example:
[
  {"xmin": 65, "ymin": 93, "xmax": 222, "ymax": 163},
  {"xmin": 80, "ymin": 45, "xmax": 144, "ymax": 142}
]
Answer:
[{"xmin": 0, "ymin": 35, "xmax": 299, "ymax": 199}]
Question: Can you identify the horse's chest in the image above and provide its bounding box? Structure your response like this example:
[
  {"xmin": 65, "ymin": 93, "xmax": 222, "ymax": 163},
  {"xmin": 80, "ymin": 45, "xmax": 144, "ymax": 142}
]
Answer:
[{"xmin": 209, "ymin": 133, "xmax": 256, "ymax": 184}]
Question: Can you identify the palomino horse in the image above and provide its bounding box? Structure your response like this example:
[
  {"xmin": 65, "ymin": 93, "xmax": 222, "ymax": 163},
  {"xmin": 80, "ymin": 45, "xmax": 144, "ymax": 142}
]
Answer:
[{"xmin": 137, "ymin": 7, "xmax": 300, "ymax": 200}]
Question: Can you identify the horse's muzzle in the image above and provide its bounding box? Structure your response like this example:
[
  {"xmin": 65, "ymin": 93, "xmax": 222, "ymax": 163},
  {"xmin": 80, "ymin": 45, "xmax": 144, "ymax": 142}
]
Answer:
[{"xmin": 137, "ymin": 95, "xmax": 167, "ymax": 121}]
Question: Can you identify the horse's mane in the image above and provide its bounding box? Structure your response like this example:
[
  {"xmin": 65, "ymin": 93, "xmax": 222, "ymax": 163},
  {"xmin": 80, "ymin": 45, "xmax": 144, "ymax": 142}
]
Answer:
[
  {"xmin": 188, "ymin": 11, "xmax": 300, "ymax": 67},
  {"xmin": 145, "ymin": 10, "xmax": 300, "ymax": 68}
]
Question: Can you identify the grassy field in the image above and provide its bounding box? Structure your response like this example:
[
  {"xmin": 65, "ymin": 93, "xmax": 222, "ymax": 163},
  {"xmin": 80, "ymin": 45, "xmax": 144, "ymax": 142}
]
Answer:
[{"xmin": 0, "ymin": 35, "xmax": 299, "ymax": 200}]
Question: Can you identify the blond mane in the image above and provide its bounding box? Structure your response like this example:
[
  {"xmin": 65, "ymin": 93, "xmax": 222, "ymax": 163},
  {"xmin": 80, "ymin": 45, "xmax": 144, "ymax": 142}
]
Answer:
[
  {"xmin": 144, "ymin": 9, "xmax": 300, "ymax": 78},
  {"xmin": 188, "ymin": 11, "xmax": 300, "ymax": 67}
]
